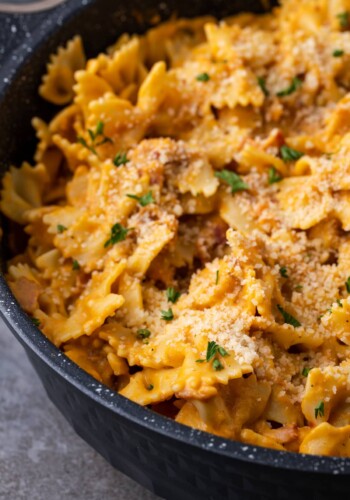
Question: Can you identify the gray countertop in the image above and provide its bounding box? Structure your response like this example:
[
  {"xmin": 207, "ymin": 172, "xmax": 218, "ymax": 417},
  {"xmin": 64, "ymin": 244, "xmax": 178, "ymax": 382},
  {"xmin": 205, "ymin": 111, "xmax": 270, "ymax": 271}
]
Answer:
[{"xmin": 0, "ymin": 318, "xmax": 159, "ymax": 500}]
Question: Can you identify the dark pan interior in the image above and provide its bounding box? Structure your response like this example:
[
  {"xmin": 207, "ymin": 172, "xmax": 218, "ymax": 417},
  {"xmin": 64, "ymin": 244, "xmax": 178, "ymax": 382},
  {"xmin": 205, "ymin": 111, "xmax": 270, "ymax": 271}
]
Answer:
[{"xmin": 2, "ymin": 2, "xmax": 350, "ymax": 496}]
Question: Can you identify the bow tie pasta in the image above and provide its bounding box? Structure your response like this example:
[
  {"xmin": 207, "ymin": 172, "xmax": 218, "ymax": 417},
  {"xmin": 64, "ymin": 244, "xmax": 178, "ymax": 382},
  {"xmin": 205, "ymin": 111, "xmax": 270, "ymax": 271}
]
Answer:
[{"xmin": 4, "ymin": 0, "xmax": 350, "ymax": 456}]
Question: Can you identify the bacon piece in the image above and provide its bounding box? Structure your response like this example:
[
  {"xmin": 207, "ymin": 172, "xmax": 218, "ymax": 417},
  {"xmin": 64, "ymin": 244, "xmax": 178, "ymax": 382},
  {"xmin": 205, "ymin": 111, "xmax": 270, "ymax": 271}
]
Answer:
[{"xmin": 9, "ymin": 277, "xmax": 41, "ymax": 313}]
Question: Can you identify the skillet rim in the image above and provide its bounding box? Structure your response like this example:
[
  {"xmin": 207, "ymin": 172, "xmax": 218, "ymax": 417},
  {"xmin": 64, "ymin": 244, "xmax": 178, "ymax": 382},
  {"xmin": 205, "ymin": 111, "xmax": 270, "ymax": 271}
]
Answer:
[{"xmin": 1, "ymin": 0, "xmax": 350, "ymax": 476}]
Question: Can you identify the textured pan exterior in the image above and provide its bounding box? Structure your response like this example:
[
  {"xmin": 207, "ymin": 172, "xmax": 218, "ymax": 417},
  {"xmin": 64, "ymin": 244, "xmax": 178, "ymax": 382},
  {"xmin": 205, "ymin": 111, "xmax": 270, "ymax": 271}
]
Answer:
[{"xmin": 1, "ymin": 1, "xmax": 350, "ymax": 498}]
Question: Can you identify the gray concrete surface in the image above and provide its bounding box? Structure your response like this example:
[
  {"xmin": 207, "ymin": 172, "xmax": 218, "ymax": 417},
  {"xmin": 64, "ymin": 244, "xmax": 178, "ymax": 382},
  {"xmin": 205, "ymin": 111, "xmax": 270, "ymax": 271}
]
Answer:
[{"xmin": 0, "ymin": 318, "xmax": 159, "ymax": 500}]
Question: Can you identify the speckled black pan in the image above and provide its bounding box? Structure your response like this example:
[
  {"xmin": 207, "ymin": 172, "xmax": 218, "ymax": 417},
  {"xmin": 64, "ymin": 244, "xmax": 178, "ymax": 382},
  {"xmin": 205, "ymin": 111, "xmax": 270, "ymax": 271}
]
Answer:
[{"xmin": 0, "ymin": 1, "xmax": 349, "ymax": 498}]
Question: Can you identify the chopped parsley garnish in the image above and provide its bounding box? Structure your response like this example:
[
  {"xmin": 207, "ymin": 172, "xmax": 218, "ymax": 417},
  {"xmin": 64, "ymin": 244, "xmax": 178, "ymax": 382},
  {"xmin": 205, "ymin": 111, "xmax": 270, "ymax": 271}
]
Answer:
[
  {"xmin": 212, "ymin": 359, "xmax": 224, "ymax": 371},
  {"xmin": 77, "ymin": 136, "xmax": 97, "ymax": 155},
  {"xmin": 146, "ymin": 384, "xmax": 154, "ymax": 391},
  {"xmin": 346, "ymin": 276, "xmax": 350, "ymax": 293},
  {"xmin": 280, "ymin": 145, "xmax": 304, "ymax": 162},
  {"xmin": 277, "ymin": 304, "xmax": 301, "ymax": 327},
  {"xmin": 137, "ymin": 328, "xmax": 151, "ymax": 340},
  {"xmin": 295, "ymin": 284, "xmax": 303, "ymax": 291},
  {"xmin": 215, "ymin": 270, "xmax": 219, "ymax": 285},
  {"xmin": 32, "ymin": 317, "xmax": 40, "ymax": 327},
  {"xmin": 113, "ymin": 152, "xmax": 129, "ymax": 167},
  {"xmin": 215, "ymin": 169, "xmax": 249, "ymax": 194},
  {"xmin": 104, "ymin": 223, "xmax": 130, "ymax": 247},
  {"xmin": 94, "ymin": 120, "xmax": 104, "ymax": 137},
  {"xmin": 279, "ymin": 266, "xmax": 288, "ymax": 278},
  {"xmin": 161, "ymin": 308, "xmax": 174, "ymax": 321},
  {"xmin": 126, "ymin": 191, "xmax": 154, "ymax": 207},
  {"xmin": 333, "ymin": 49, "xmax": 344, "ymax": 57},
  {"xmin": 72, "ymin": 259, "xmax": 80, "ymax": 271},
  {"xmin": 314, "ymin": 401, "xmax": 325, "ymax": 419},
  {"xmin": 257, "ymin": 76, "xmax": 269, "ymax": 96},
  {"xmin": 337, "ymin": 12, "xmax": 349, "ymax": 29},
  {"xmin": 77, "ymin": 120, "xmax": 113, "ymax": 155},
  {"xmin": 276, "ymin": 76, "xmax": 302, "ymax": 97},
  {"xmin": 166, "ymin": 287, "xmax": 181, "ymax": 304},
  {"xmin": 268, "ymin": 166, "xmax": 282, "ymax": 184},
  {"xmin": 196, "ymin": 72, "xmax": 210, "ymax": 82},
  {"xmin": 206, "ymin": 341, "xmax": 228, "ymax": 362},
  {"xmin": 302, "ymin": 367, "xmax": 310, "ymax": 377},
  {"xmin": 90, "ymin": 121, "xmax": 113, "ymax": 146},
  {"xmin": 196, "ymin": 341, "xmax": 228, "ymax": 368},
  {"xmin": 57, "ymin": 224, "xmax": 67, "ymax": 233},
  {"xmin": 337, "ymin": 299, "xmax": 343, "ymax": 307}
]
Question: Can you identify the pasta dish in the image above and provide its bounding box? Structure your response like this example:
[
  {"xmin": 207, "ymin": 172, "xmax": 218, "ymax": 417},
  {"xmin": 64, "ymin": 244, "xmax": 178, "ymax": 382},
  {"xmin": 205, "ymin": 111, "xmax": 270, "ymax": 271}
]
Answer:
[{"xmin": 3, "ymin": 0, "xmax": 350, "ymax": 456}]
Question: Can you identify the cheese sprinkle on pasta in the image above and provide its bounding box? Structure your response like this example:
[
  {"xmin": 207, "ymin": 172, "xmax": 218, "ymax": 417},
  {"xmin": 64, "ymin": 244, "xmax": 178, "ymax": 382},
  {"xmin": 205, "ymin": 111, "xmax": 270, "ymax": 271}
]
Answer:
[{"xmin": 4, "ymin": 0, "xmax": 350, "ymax": 456}]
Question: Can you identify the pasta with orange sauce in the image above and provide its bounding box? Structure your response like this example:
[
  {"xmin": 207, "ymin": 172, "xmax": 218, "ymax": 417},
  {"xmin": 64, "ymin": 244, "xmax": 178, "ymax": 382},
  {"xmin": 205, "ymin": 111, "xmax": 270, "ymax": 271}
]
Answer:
[{"xmin": 4, "ymin": 0, "xmax": 350, "ymax": 456}]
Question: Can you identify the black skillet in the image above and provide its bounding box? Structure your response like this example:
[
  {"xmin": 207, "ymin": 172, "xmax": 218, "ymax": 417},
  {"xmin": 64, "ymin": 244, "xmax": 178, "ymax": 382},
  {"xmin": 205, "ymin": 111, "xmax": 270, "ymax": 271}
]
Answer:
[{"xmin": 0, "ymin": 1, "xmax": 349, "ymax": 499}]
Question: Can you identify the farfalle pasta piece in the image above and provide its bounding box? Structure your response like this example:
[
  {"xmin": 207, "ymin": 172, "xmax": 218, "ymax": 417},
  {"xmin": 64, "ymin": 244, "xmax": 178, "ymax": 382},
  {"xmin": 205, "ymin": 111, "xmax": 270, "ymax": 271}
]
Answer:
[
  {"xmin": 301, "ymin": 364, "xmax": 350, "ymax": 426},
  {"xmin": 277, "ymin": 176, "xmax": 333, "ymax": 229},
  {"xmin": 322, "ymin": 297, "xmax": 350, "ymax": 345},
  {"xmin": 36, "ymin": 260, "xmax": 126, "ymax": 345},
  {"xmin": 39, "ymin": 36, "xmax": 86, "ymax": 105},
  {"xmin": 127, "ymin": 207, "xmax": 177, "ymax": 277},
  {"xmin": 177, "ymin": 375, "xmax": 270, "ymax": 439},
  {"xmin": 300, "ymin": 423, "xmax": 350, "ymax": 456},
  {"xmin": 0, "ymin": 162, "xmax": 49, "ymax": 224},
  {"xmin": 120, "ymin": 351, "xmax": 249, "ymax": 405},
  {"xmin": 93, "ymin": 37, "xmax": 142, "ymax": 94},
  {"xmin": 177, "ymin": 153, "xmax": 219, "ymax": 197},
  {"xmin": 73, "ymin": 70, "xmax": 114, "ymax": 117},
  {"xmin": 137, "ymin": 61, "xmax": 168, "ymax": 114}
]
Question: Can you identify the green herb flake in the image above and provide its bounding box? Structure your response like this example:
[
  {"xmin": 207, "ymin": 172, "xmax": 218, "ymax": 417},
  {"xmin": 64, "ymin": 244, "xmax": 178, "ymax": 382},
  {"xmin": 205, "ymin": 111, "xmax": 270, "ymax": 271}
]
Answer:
[
  {"xmin": 72, "ymin": 259, "xmax": 80, "ymax": 271},
  {"xmin": 95, "ymin": 120, "xmax": 104, "ymax": 137},
  {"xmin": 126, "ymin": 191, "xmax": 154, "ymax": 207},
  {"xmin": 346, "ymin": 276, "xmax": 350, "ymax": 293},
  {"xmin": 280, "ymin": 145, "xmax": 304, "ymax": 162},
  {"xmin": 314, "ymin": 401, "xmax": 325, "ymax": 419},
  {"xmin": 206, "ymin": 341, "xmax": 229, "ymax": 362},
  {"xmin": 196, "ymin": 359, "xmax": 205, "ymax": 363},
  {"xmin": 57, "ymin": 224, "xmax": 67, "ymax": 233},
  {"xmin": 268, "ymin": 166, "xmax": 282, "ymax": 184},
  {"xmin": 215, "ymin": 169, "xmax": 249, "ymax": 194},
  {"xmin": 302, "ymin": 367, "xmax": 311, "ymax": 377},
  {"xmin": 295, "ymin": 284, "xmax": 303, "ymax": 291},
  {"xmin": 166, "ymin": 287, "xmax": 181, "ymax": 304},
  {"xmin": 32, "ymin": 317, "xmax": 40, "ymax": 327},
  {"xmin": 85, "ymin": 121, "xmax": 113, "ymax": 149},
  {"xmin": 161, "ymin": 308, "xmax": 174, "ymax": 321},
  {"xmin": 77, "ymin": 136, "xmax": 97, "ymax": 156},
  {"xmin": 277, "ymin": 304, "xmax": 301, "ymax": 327},
  {"xmin": 212, "ymin": 359, "xmax": 224, "ymax": 371},
  {"xmin": 337, "ymin": 12, "xmax": 349, "ymax": 29},
  {"xmin": 137, "ymin": 328, "xmax": 151, "ymax": 340},
  {"xmin": 337, "ymin": 299, "xmax": 343, "ymax": 308},
  {"xmin": 104, "ymin": 223, "xmax": 130, "ymax": 248},
  {"xmin": 333, "ymin": 49, "xmax": 345, "ymax": 57},
  {"xmin": 276, "ymin": 76, "xmax": 302, "ymax": 97},
  {"xmin": 196, "ymin": 72, "xmax": 210, "ymax": 82},
  {"xmin": 279, "ymin": 266, "xmax": 288, "ymax": 278},
  {"xmin": 113, "ymin": 152, "xmax": 129, "ymax": 167},
  {"xmin": 146, "ymin": 384, "xmax": 154, "ymax": 391},
  {"xmin": 257, "ymin": 76, "xmax": 269, "ymax": 96},
  {"xmin": 218, "ymin": 346, "xmax": 229, "ymax": 357},
  {"xmin": 215, "ymin": 270, "xmax": 219, "ymax": 285}
]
